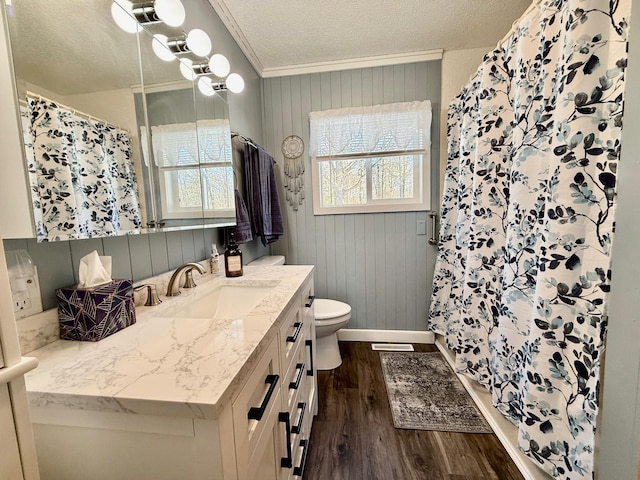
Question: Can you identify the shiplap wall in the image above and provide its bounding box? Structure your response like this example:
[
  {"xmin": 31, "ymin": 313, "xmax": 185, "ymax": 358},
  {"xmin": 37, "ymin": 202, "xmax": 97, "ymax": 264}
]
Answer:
[{"xmin": 262, "ymin": 61, "xmax": 441, "ymax": 331}]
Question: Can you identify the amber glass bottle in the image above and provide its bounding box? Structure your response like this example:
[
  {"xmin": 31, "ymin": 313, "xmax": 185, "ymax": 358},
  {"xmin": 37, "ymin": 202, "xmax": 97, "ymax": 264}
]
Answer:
[{"xmin": 224, "ymin": 232, "xmax": 243, "ymax": 277}]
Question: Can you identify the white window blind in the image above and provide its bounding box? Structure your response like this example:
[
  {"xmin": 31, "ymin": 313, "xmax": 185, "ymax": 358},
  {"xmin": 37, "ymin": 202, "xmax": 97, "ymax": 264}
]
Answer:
[
  {"xmin": 310, "ymin": 101, "xmax": 431, "ymax": 157},
  {"xmin": 151, "ymin": 118, "xmax": 231, "ymax": 167}
]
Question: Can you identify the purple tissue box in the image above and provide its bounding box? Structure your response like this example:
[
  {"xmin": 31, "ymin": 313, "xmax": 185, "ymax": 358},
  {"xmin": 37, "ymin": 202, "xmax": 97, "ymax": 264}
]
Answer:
[{"xmin": 56, "ymin": 279, "xmax": 136, "ymax": 342}]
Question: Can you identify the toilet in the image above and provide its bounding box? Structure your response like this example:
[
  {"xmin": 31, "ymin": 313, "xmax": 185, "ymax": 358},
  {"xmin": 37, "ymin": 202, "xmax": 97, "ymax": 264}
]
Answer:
[{"xmin": 248, "ymin": 255, "xmax": 351, "ymax": 370}]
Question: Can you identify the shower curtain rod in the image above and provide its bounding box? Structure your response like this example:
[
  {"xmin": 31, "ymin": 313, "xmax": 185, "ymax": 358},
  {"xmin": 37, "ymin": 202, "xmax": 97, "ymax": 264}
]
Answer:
[{"xmin": 24, "ymin": 91, "xmax": 130, "ymax": 134}]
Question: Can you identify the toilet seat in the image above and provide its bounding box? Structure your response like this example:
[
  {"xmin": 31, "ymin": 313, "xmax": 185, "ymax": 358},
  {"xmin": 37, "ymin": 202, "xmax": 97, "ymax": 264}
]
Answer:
[{"xmin": 314, "ymin": 299, "xmax": 351, "ymax": 323}]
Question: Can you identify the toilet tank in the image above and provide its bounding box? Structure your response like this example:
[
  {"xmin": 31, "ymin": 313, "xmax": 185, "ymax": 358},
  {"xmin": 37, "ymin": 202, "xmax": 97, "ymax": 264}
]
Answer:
[{"xmin": 248, "ymin": 255, "xmax": 286, "ymax": 266}]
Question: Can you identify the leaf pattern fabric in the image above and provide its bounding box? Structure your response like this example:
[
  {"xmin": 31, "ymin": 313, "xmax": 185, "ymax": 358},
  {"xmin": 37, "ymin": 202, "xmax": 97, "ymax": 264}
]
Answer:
[
  {"xmin": 24, "ymin": 97, "xmax": 142, "ymax": 241},
  {"xmin": 428, "ymin": 1, "xmax": 630, "ymax": 478}
]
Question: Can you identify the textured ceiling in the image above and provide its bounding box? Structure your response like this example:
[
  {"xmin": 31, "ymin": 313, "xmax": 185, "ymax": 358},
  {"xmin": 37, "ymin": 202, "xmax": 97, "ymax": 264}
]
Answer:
[
  {"xmin": 6, "ymin": 0, "xmax": 184, "ymax": 96},
  {"xmin": 6, "ymin": 0, "xmax": 533, "ymax": 96},
  {"xmin": 209, "ymin": 0, "xmax": 533, "ymax": 75}
]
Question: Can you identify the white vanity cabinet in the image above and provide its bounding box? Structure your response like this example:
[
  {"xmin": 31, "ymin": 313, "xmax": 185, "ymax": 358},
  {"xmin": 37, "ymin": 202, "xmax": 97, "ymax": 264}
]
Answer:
[
  {"xmin": 276, "ymin": 277, "xmax": 317, "ymax": 479},
  {"xmin": 27, "ymin": 269, "xmax": 316, "ymax": 480}
]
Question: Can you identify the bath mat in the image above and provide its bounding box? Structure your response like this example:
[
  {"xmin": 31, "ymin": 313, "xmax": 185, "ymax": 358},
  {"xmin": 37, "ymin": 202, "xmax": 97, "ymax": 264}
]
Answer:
[{"xmin": 379, "ymin": 352, "xmax": 492, "ymax": 433}]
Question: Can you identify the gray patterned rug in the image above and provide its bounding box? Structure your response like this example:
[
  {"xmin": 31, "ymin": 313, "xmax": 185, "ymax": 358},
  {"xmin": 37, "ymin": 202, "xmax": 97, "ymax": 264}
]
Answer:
[{"xmin": 379, "ymin": 352, "xmax": 493, "ymax": 433}]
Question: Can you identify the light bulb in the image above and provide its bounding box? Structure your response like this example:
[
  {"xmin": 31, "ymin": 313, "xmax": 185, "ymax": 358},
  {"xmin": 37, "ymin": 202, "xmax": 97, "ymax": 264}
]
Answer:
[
  {"xmin": 155, "ymin": 0, "xmax": 185, "ymax": 27},
  {"xmin": 209, "ymin": 54, "xmax": 230, "ymax": 78},
  {"xmin": 186, "ymin": 29, "xmax": 212, "ymax": 57},
  {"xmin": 111, "ymin": 1, "xmax": 140, "ymax": 33},
  {"xmin": 152, "ymin": 34, "xmax": 175, "ymax": 62},
  {"xmin": 198, "ymin": 77, "xmax": 216, "ymax": 97},
  {"xmin": 179, "ymin": 58, "xmax": 196, "ymax": 81},
  {"xmin": 226, "ymin": 73, "xmax": 244, "ymax": 93}
]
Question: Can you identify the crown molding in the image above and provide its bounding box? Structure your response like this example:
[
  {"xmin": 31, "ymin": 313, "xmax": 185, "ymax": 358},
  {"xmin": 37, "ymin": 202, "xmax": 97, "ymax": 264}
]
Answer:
[
  {"xmin": 208, "ymin": 0, "xmax": 442, "ymax": 79},
  {"xmin": 261, "ymin": 49, "xmax": 443, "ymax": 78},
  {"xmin": 208, "ymin": 0, "xmax": 264, "ymax": 76}
]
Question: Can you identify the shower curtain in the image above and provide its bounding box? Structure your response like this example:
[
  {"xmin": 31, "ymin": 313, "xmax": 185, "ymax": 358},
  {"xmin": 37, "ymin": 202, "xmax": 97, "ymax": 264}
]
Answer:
[
  {"xmin": 428, "ymin": 1, "xmax": 630, "ymax": 478},
  {"xmin": 24, "ymin": 96, "xmax": 142, "ymax": 241}
]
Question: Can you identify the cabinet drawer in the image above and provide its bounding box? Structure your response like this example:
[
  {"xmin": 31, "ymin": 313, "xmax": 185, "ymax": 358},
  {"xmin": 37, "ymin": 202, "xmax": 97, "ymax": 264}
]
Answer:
[
  {"xmin": 278, "ymin": 304, "xmax": 304, "ymax": 372},
  {"xmin": 282, "ymin": 339, "xmax": 306, "ymax": 413},
  {"xmin": 233, "ymin": 339, "xmax": 281, "ymax": 475}
]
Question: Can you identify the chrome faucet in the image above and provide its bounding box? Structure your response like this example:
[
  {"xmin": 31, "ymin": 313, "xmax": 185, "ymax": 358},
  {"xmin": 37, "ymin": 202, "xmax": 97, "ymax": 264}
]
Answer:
[{"xmin": 166, "ymin": 262, "xmax": 207, "ymax": 297}]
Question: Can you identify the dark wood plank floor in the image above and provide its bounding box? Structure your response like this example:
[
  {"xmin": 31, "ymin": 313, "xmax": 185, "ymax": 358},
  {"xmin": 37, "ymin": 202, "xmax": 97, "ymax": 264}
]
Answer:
[{"xmin": 304, "ymin": 342, "xmax": 525, "ymax": 480}]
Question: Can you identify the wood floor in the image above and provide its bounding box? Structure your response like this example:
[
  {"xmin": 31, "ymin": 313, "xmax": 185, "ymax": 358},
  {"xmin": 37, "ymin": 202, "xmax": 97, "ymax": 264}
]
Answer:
[{"xmin": 303, "ymin": 342, "xmax": 524, "ymax": 480}]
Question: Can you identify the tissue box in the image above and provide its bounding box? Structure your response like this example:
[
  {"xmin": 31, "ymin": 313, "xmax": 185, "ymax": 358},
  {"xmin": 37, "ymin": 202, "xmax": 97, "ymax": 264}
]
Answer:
[{"xmin": 56, "ymin": 279, "xmax": 136, "ymax": 342}]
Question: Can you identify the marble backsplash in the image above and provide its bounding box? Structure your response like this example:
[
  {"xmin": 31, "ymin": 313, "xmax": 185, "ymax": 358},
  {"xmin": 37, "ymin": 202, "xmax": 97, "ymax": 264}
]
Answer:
[{"xmin": 17, "ymin": 259, "xmax": 212, "ymax": 355}]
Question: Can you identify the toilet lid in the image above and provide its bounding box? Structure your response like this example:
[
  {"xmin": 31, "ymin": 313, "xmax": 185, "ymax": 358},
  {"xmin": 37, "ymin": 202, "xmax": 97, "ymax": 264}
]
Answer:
[{"xmin": 314, "ymin": 299, "xmax": 351, "ymax": 320}]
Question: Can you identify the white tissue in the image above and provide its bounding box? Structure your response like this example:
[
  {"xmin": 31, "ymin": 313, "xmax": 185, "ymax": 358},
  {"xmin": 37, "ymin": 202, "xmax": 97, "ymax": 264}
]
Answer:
[{"xmin": 77, "ymin": 250, "xmax": 112, "ymax": 289}]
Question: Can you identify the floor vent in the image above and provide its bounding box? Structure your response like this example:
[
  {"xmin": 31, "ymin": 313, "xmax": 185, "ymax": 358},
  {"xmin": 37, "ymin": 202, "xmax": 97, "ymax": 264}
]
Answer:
[{"xmin": 371, "ymin": 343, "xmax": 415, "ymax": 352}]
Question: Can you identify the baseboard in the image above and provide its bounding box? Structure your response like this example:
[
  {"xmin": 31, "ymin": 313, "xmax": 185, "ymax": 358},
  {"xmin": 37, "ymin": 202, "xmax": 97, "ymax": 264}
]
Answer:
[
  {"xmin": 337, "ymin": 329, "xmax": 435, "ymax": 344},
  {"xmin": 434, "ymin": 336, "xmax": 551, "ymax": 480}
]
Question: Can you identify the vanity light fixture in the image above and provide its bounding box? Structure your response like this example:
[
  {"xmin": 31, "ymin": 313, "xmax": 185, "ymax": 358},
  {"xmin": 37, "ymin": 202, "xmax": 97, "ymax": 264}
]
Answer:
[
  {"xmin": 151, "ymin": 0, "xmax": 185, "ymax": 27},
  {"xmin": 197, "ymin": 77, "xmax": 225, "ymax": 97},
  {"xmin": 152, "ymin": 30, "xmax": 211, "ymax": 62},
  {"xmin": 226, "ymin": 73, "xmax": 245, "ymax": 94},
  {"xmin": 151, "ymin": 34, "xmax": 176, "ymax": 62},
  {"xmin": 111, "ymin": 0, "xmax": 245, "ymax": 94},
  {"xmin": 111, "ymin": 0, "xmax": 185, "ymax": 32},
  {"xmin": 111, "ymin": 1, "xmax": 142, "ymax": 33},
  {"xmin": 209, "ymin": 54, "xmax": 230, "ymax": 78},
  {"xmin": 186, "ymin": 29, "xmax": 212, "ymax": 57},
  {"xmin": 179, "ymin": 58, "xmax": 197, "ymax": 81}
]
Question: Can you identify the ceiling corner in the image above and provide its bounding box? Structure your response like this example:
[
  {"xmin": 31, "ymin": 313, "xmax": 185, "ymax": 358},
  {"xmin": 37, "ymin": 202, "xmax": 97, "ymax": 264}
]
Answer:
[{"xmin": 207, "ymin": 0, "xmax": 265, "ymax": 76}]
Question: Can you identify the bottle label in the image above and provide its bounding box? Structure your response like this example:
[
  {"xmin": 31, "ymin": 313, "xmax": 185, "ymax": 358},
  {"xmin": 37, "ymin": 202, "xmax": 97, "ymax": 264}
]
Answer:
[{"xmin": 228, "ymin": 256, "xmax": 242, "ymax": 272}]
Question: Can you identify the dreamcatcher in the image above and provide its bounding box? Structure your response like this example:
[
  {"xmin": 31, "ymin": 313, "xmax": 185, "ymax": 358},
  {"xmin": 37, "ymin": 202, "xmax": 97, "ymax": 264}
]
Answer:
[{"xmin": 281, "ymin": 134, "xmax": 305, "ymax": 210}]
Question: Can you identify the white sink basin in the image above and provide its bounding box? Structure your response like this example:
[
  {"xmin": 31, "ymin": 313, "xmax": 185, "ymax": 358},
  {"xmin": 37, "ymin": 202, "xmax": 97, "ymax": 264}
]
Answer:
[{"xmin": 157, "ymin": 285, "xmax": 275, "ymax": 319}]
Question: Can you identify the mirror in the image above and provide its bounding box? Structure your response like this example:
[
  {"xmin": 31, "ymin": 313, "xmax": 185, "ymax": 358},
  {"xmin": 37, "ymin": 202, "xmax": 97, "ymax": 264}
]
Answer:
[{"xmin": 5, "ymin": 0, "xmax": 236, "ymax": 241}]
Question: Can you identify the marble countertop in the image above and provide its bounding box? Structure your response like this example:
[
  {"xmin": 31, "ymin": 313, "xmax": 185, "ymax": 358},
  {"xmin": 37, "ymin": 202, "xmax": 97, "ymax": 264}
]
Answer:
[{"xmin": 25, "ymin": 265, "xmax": 314, "ymax": 420}]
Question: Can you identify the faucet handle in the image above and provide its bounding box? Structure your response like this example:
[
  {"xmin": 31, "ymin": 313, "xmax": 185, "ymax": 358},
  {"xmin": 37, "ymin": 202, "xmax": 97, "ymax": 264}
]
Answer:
[
  {"xmin": 183, "ymin": 269, "xmax": 197, "ymax": 289},
  {"xmin": 134, "ymin": 284, "xmax": 163, "ymax": 306}
]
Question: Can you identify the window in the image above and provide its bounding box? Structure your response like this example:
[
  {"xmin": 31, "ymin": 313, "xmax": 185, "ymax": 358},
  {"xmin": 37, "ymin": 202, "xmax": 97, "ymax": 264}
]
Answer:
[
  {"xmin": 148, "ymin": 119, "xmax": 234, "ymax": 219},
  {"xmin": 309, "ymin": 101, "xmax": 431, "ymax": 215}
]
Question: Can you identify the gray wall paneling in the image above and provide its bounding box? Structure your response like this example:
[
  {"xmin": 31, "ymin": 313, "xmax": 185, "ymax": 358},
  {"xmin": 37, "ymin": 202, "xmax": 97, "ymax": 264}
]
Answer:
[
  {"xmin": 262, "ymin": 61, "xmax": 441, "ymax": 331},
  {"xmin": 4, "ymin": 228, "xmax": 227, "ymax": 310}
]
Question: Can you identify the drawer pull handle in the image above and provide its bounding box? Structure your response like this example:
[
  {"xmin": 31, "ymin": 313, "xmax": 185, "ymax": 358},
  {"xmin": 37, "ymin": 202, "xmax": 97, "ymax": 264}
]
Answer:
[
  {"xmin": 248, "ymin": 374, "xmax": 279, "ymax": 421},
  {"xmin": 293, "ymin": 439, "xmax": 309, "ymax": 477},
  {"xmin": 292, "ymin": 401, "xmax": 306, "ymax": 435},
  {"xmin": 279, "ymin": 411, "xmax": 293, "ymax": 469},
  {"xmin": 286, "ymin": 322, "xmax": 303, "ymax": 343},
  {"xmin": 305, "ymin": 339, "xmax": 314, "ymax": 376},
  {"xmin": 289, "ymin": 363, "xmax": 305, "ymax": 390},
  {"xmin": 305, "ymin": 295, "xmax": 315, "ymax": 308}
]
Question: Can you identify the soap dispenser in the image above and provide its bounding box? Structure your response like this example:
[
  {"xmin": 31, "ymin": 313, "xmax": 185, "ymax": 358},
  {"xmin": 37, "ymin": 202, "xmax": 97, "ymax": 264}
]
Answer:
[
  {"xmin": 224, "ymin": 233, "xmax": 243, "ymax": 277},
  {"xmin": 210, "ymin": 244, "xmax": 220, "ymax": 274}
]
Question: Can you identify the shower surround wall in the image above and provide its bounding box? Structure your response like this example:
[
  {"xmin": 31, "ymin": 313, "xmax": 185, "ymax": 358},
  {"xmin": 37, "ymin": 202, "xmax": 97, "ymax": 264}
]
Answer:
[{"xmin": 428, "ymin": 1, "xmax": 631, "ymax": 479}]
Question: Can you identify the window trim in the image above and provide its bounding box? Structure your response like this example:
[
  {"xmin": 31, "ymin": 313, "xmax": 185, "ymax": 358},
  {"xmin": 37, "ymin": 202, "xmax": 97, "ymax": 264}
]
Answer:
[
  {"xmin": 309, "ymin": 101, "xmax": 431, "ymax": 216},
  {"xmin": 158, "ymin": 163, "xmax": 235, "ymax": 219}
]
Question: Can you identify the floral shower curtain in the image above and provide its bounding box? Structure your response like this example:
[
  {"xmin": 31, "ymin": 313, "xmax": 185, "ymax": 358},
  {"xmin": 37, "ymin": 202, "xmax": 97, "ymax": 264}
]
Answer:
[
  {"xmin": 428, "ymin": 1, "xmax": 630, "ymax": 478},
  {"xmin": 24, "ymin": 96, "xmax": 142, "ymax": 241}
]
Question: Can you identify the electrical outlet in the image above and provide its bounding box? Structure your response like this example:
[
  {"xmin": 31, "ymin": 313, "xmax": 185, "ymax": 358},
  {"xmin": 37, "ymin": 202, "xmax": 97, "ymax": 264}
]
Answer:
[{"xmin": 10, "ymin": 267, "xmax": 43, "ymax": 319}]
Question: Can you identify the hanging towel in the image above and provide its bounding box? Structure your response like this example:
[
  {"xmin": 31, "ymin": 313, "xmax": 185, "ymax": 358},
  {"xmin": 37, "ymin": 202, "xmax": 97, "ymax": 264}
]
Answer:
[
  {"xmin": 244, "ymin": 143, "xmax": 284, "ymax": 246},
  {"xmin": 227, "ymin": 189, "xmax": 253, "ymax": 244}
]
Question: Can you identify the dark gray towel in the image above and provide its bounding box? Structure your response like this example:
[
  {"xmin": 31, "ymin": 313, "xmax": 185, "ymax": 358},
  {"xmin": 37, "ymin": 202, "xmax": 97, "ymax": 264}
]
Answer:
[
  {"xmin": 227, "ymin": 189, "xmax": 253, "ymax": 244},
  {"xmin": 244, "ymin": 143, "xmax": 284, "ymax": 246}
]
